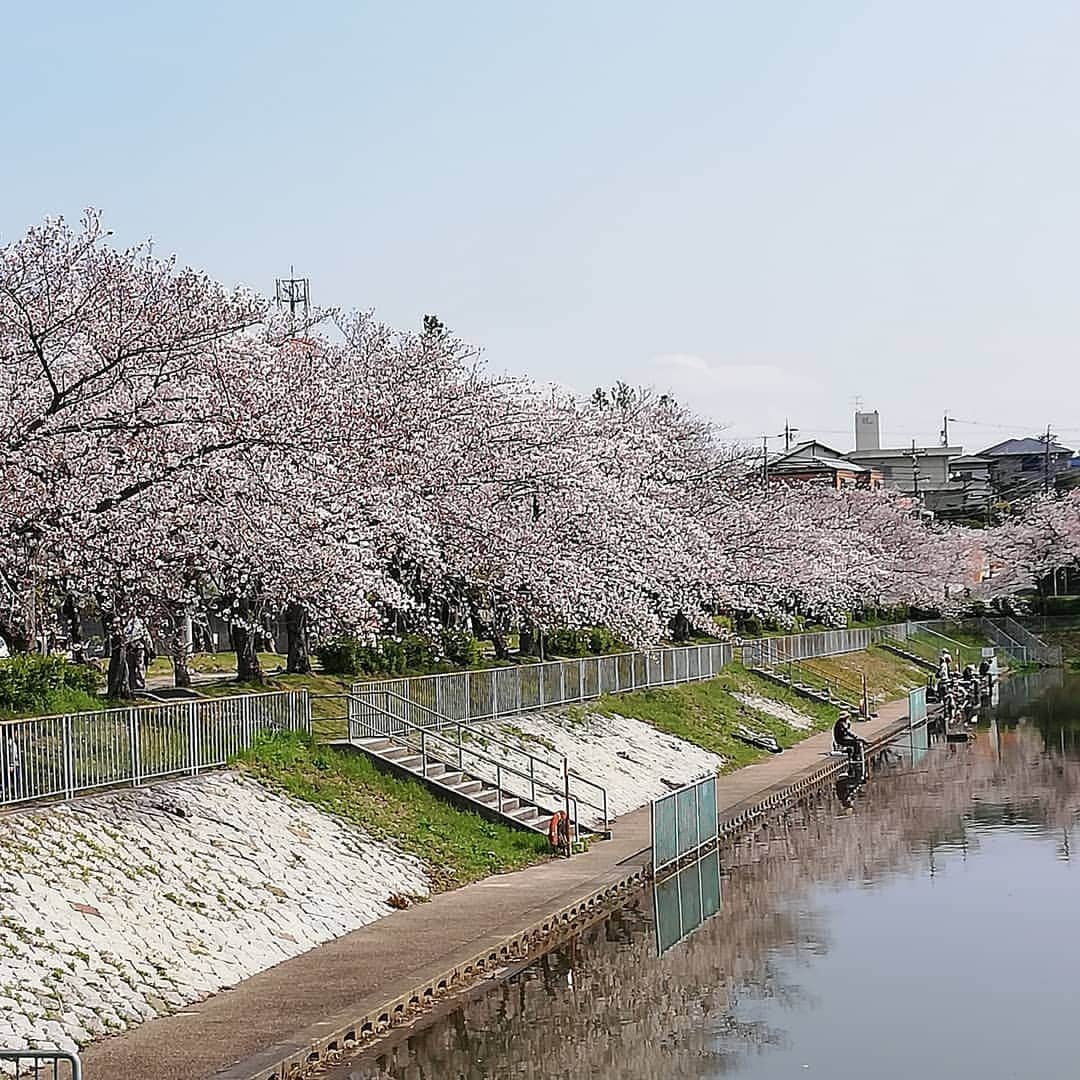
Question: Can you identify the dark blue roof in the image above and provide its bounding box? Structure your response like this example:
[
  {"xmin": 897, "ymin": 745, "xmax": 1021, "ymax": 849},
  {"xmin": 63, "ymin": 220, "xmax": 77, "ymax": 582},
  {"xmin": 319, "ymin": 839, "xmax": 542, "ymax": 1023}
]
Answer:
[{"xmin": 980, "ymin": 437, "xmax": 1073, "ymax": 457}]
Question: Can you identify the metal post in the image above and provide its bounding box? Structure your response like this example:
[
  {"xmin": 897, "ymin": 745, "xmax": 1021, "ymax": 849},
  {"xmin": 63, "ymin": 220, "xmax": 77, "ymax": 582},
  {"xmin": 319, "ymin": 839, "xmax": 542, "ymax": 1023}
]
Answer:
[
  {"xmin": 421, "ymin": 728, "xmax": 428, "ymax": 777},
  {"xmin": 496, "ymin": 764, "xmax": 502, "ymax": 812},
  {"xmin": 62, "ymin": 715, "xmax": 74, "ymax": 800},
  {"xmin": 128, "ymin": 709, "xmax": 139, "ymax": 788},
  {"xmin": 188, "ymin": 702, "xmax": 198, "ymax": 776},
  {"xmin": 563, "ymin": 756, "xmax": 572, "ymax": 857},
  {"xmin": 529, "ymin": 757, "xmax": 536, "ymax": 804}
]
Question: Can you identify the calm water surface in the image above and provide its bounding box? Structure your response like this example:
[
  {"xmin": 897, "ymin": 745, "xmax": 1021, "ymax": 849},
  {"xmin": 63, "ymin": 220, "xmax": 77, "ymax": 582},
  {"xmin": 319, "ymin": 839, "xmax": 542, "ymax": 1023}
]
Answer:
[{"xmin": 339, "ymin": 670, "xmax": 1080, "ymax": 1080}]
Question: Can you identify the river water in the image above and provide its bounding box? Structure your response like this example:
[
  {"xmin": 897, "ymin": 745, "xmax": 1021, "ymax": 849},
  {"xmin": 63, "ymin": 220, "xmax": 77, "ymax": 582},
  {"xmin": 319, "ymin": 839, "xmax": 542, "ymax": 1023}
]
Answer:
[{"xmin": 338, "ymin": 669, "xmax": 1080, "ymax": 1080}]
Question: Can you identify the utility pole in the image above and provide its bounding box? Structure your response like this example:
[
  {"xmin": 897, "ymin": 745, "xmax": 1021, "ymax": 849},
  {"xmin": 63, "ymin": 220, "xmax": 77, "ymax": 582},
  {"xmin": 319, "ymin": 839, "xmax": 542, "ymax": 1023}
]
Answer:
[
  {"xmin": 783, "ymin": 420, "xmax": 798, "ymax": 452},
  {"xmin": 762, "ymin": 435, "xmax": 770, "ymax": 485},
  {"xmin": 940, "ymin": 414, "xmax": 952, "ymax": 447},
  {"xmin": 1043, "ymin": 425, "xmax": 1055, "ymax": 493},
  {"xmin": 906, "ymin": 440, "xmax": 926, "ymax": 500}
]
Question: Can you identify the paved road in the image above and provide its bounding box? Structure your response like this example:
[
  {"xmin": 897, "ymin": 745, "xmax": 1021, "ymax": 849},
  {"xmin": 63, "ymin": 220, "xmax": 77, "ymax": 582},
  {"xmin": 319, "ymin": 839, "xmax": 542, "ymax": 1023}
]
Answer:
[{"xmin": 81, "ymin": 701, "xmax": 911, "ymax": 1080}]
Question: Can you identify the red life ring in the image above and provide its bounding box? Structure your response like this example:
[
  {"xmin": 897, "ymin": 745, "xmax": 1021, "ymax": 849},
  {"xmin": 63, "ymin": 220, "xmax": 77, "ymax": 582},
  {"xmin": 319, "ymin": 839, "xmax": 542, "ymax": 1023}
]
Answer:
[{"xmin": 548, "ymin": 810, "xmax": 568, "ymax": 849}]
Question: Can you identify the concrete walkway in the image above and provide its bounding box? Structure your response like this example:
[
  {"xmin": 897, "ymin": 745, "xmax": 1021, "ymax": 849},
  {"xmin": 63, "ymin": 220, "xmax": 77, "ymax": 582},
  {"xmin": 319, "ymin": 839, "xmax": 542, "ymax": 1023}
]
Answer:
[{"xmin": 80, "ymin": 701, "xmax": 911, "ymax": 1080}]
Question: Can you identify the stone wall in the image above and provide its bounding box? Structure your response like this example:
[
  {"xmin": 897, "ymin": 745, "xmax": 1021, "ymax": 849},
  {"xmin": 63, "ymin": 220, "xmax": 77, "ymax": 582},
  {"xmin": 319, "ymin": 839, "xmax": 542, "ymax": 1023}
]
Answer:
[{"xmin": 0, "ymin": 773, "xmax": 429, "ymax": 1054}]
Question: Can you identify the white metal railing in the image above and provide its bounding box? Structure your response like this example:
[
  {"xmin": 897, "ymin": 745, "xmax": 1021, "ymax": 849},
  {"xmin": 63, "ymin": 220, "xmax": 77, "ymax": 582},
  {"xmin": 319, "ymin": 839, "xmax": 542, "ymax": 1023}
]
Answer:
[
  {"xmin": 0, "ymin": 690, "xmax": 310, "ymax": 809},
  {"xmin": 351, "ymin": 643, "xmax": 734, "ymax": 732},
  {"xmin": 997, "ymin": 616, "xmax": 1062, "ymax": 666},
  {"xmin": 971, "ymin": 618, "xmax": 1030, "ymax": 664},
  {"xmin": 739, "ymin": 624, "xmax": 914, "ymax": 668},
  {"xmin": 0, "ymin": 1050, "xmax": 81, "ymax": 1078},
  {"xmin": 344, "ymin": 689, "xmax": 609, "ymax": 835}
]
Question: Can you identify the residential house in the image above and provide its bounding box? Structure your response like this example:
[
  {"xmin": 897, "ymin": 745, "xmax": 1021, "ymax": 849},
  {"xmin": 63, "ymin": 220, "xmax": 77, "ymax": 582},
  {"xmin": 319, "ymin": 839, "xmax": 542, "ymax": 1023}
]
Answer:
[
  {"xmin": 769, "ymin": 441, "xmax": 882, "ymax": 489},
  {"xmin": 979, "ymin": 437, "xmax": 1075, "ymax": 499}
]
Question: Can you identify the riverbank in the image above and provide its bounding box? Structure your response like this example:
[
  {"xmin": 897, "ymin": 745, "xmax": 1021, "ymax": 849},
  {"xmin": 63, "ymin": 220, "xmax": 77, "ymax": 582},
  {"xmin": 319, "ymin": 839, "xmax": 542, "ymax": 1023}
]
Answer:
[{"xmin": 79, "ymin": 699, "xmax": 913, "ymax": 1080}]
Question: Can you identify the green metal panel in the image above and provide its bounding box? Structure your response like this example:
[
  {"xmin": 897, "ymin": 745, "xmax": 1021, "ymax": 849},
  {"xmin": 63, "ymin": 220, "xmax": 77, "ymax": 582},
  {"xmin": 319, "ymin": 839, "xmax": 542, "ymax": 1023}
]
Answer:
[
  {"xmin": 696, "ymin": 776, "xmax": 718, "ymax": 844},
  {"xmin": 655, "ymin": 873, "xmax": 683, "ymax": 954},
  {"xmin": 700, "ymin": 848, "xmax": 722, "ymax": 918},
  {"xmin": 653, "ymin": 794, "xmax": 678, "ymax": 870},
  {"xmin": 676, "ymin": 785, "xmax": 699, "ymax": 858}
]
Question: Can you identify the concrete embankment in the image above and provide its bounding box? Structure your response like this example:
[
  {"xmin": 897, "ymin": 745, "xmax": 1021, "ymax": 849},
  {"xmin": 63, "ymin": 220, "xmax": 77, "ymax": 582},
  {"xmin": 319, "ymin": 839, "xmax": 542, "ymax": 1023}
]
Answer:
[
  {"xmin": 0, "ymin": 774, "xmax": 429, "ymax": 1055},
  {"xmin": 0, "ymin": 699, "xmax": 738, "ymax": 1060},
  {"xmin": 80, "ymin": 700, "xmax": 912, "ymax": 1080}
]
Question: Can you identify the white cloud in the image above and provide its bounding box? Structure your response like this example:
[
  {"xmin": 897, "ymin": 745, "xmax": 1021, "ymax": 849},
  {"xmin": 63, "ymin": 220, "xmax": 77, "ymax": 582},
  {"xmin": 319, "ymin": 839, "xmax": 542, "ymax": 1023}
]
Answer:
[{"xmin": 651, "ymin": 353, "xmax": 819, "ymax": 393}]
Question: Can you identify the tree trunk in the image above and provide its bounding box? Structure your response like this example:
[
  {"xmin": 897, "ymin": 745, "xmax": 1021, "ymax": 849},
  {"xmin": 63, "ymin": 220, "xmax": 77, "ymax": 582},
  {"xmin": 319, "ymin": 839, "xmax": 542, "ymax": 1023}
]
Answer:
[
  {"xmin": 519, "ymin": 623, "xmax": 538, "ymax": 657},
  {"xmin": 106, "ymin": 624, "xmax": 133, "ymax": 700},
  {"xmin": 62, "ymin": 595, "xmax": 86, "ymax": 663},
  {"xmin": 670, "ymin": 611, "xmax": 691, "ymax": 642},
  {"xmin": 231, "ymin": 601, "xmax": 264, "ymax": 683},
  {"xmin": 172, "ymin": 623, "xmax": 192, "ymax": 688},
  {"xmin": 490, "ymin": 624, "xmax": 510, "ymax": 662},
  {"xmin": 285, "ymin": 602, "xmax": 312, "ymax": 674}
]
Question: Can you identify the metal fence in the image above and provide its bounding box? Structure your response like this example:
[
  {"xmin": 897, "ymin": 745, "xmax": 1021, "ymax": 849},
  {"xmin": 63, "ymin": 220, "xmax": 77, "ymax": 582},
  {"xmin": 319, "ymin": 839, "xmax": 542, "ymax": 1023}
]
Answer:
[
  {"xmin": 0, "ymin": 1050, "xmax": 81, "ymax": 1079},
  {"xmin": 651, "ymin": 773, "xmax": 719, "ymax": 875},
  {"xmin": 739, "ymin": 624, "xmax": 913, "ymax": 667},
  {"xmin": 995, "ymin": 616, "xmax": 1062, "ymax": 666},
  {"xmin": 351, "ymin": 643, "xmax": 734, "ymax": 734},
  {"xmin": 1, "ymin": 690, "xmax": 309, "ymax": 809}
]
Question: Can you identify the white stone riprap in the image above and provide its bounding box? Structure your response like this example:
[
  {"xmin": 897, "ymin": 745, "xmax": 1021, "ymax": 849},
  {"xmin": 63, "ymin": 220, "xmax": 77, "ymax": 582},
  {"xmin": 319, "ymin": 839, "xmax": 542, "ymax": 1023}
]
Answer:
[
  {"xmin": 474, "ymin": 710, "xmax": 724, "ymax": 825},
  {"xmin": 0, "ymin": 773, "xmax": 429, "ymax": 1054},
  {"xmin": 730, "ymin": 692, "xmax": 815, "ymax": 729}
]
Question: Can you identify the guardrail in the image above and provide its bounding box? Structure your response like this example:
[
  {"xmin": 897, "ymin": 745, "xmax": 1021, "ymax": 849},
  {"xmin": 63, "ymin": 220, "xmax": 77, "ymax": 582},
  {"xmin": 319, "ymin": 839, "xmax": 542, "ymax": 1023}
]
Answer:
[
  {"xmin": 738, "ymin": 626, "xmax": 895, "ymax": 667},
  {"xmin": 971, "ymin": 618, "xmax": 1031, "ymax": 664},
  {"xmin": 0, "ymin": 1050, "xmax": 81, "ymax": 1078},
  {"xmin": 0, "ymin": 690, "xmax": 309, "ymax": 809},
  {"xmin": 353, "ymin": 643, "xmax": 734, "ymax": 732}
]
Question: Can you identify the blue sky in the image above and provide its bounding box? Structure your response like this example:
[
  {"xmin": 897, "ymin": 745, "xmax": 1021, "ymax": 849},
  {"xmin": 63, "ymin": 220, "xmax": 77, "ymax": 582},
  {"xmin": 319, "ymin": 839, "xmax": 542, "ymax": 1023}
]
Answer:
[{"xmin": 4, "ymin": 1, "xmax": 1080, "ymax": 453}]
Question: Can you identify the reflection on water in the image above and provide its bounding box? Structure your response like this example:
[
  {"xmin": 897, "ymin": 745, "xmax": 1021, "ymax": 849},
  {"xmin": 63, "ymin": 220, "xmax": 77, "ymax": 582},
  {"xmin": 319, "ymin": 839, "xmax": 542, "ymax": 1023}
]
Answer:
[
  {"xmin": 338, "ymin": 676, "xmax": 1080, "ymax": 1080},
  {"xmin": 655, "ymin": 847, "xmax": 721, "ymax": 956}
]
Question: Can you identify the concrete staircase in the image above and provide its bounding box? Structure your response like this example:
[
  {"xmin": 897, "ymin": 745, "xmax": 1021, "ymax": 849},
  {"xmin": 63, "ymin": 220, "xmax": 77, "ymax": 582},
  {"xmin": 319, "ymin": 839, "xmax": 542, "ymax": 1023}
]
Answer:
[
  {"xmin": 751, "ymin": 666, "xmax": 841, "ymax": 708},
  {"xmin": 347, "ymin": 736, "xmax": 562, "ymax": 834},
  {"xmin": 332, "ymin": 688, "xmax": 611, "ymax": 841},
  {"xmin": 751, "ymin": 661, "xmax": 871, "ymax": 713}
]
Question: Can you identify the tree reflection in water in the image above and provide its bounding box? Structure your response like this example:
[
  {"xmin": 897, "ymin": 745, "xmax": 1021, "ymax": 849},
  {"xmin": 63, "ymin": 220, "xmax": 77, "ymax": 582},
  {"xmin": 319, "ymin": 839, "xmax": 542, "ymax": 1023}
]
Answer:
[{"xmin": 338, "ymin": 719, "xmax": 1079, "ymax": 1080}]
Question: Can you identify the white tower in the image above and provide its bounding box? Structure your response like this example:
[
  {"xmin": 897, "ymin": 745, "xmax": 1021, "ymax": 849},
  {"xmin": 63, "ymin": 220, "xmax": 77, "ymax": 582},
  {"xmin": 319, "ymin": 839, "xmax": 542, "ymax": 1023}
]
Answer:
[{"xmin": 855, "ymin": 410, "xmax": 881, "ymax": 451}]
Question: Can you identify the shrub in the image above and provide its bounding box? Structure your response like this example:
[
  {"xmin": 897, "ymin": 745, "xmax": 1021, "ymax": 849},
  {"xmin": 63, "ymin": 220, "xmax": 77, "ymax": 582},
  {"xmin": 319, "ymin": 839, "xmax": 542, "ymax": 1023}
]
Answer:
[
  {"xmin": 316, "ymin": 633, "xmax": 466, "ymax": 676},
  {"xmin": 0, "ymin": 654, "xmax": 102, "ymax": 715},
  {"xmin": 314, "ymin": 638, "xmax": 366, "ymax": 676},
  {"xmin": 440, "ymin": 631, "xmax": 481, "ymax": 667}
]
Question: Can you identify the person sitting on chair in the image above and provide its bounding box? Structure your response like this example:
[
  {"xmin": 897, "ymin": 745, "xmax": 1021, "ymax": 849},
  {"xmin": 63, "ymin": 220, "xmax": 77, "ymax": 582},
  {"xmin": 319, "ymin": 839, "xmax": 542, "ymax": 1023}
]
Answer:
[{"xmin": 833, "ymin": 712, "xmax": 864, "ymax": 754}]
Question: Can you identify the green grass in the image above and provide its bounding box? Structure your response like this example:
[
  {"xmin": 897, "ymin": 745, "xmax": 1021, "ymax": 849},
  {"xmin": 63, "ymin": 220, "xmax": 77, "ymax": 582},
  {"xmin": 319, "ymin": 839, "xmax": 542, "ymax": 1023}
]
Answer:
[
  {"xmin": 806, "ymin": 646, "xmax": 927, "ymax": 699},
  {"xmin": 147, "ymin": 651, "xmax": 288, "ymax": 678},
  {"xmin": 1, "ymin": 687, "xmax": 107, "ymax": 720},
  {"xmin": 587, "ymin": 663, "xmax": 838, "ymax": 771},
  {"xmin": 235, "ymin": 732, "xmax": 551, "ymax": 890}
]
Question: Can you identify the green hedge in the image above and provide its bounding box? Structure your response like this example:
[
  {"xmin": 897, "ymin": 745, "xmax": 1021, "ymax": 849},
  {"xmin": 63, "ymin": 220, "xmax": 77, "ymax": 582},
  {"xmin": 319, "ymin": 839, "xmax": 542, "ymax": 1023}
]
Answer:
[
  {"xmin": 315, "ymin": 632, "xmax": 482, "ymax": 676},
  {"xmin": 0, "ymin": 654, "xmax": 102, "ymax": 715}
]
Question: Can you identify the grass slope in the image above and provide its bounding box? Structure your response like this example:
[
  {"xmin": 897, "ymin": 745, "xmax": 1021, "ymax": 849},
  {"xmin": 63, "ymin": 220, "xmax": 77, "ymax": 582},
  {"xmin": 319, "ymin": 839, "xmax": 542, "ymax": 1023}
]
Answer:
[
  {"xmin": 588, "ymin": 663, "xmax": 838, "ymax": 771},
  {"xmin": 236, "ymin": 732, "xmax": 550, "ymax": 891},
  {"xmin": 805, "ymin": 646, "xmax": 927, "ymax": 699}
]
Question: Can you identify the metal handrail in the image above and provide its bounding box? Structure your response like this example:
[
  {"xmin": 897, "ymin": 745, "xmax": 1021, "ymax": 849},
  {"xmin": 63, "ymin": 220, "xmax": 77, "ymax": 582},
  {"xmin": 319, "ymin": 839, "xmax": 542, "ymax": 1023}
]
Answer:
[
  {"xmin": 908, "ymin": 623, "xmax": 984, "ymax": 665},
  {"xmin": 355, "ymin": 686, "xmax": 611, "ymax": 815},
  {"xmin": 794, "ymin": 658, "xmax": 874, "ymax": 700},
  {"xmin": 323, "ymin": 691, "xmax": 609, "ymax": 831},
  {"xmin": 0, "ymin": 1050, "xmax": 82, "ymax": 1079}
]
